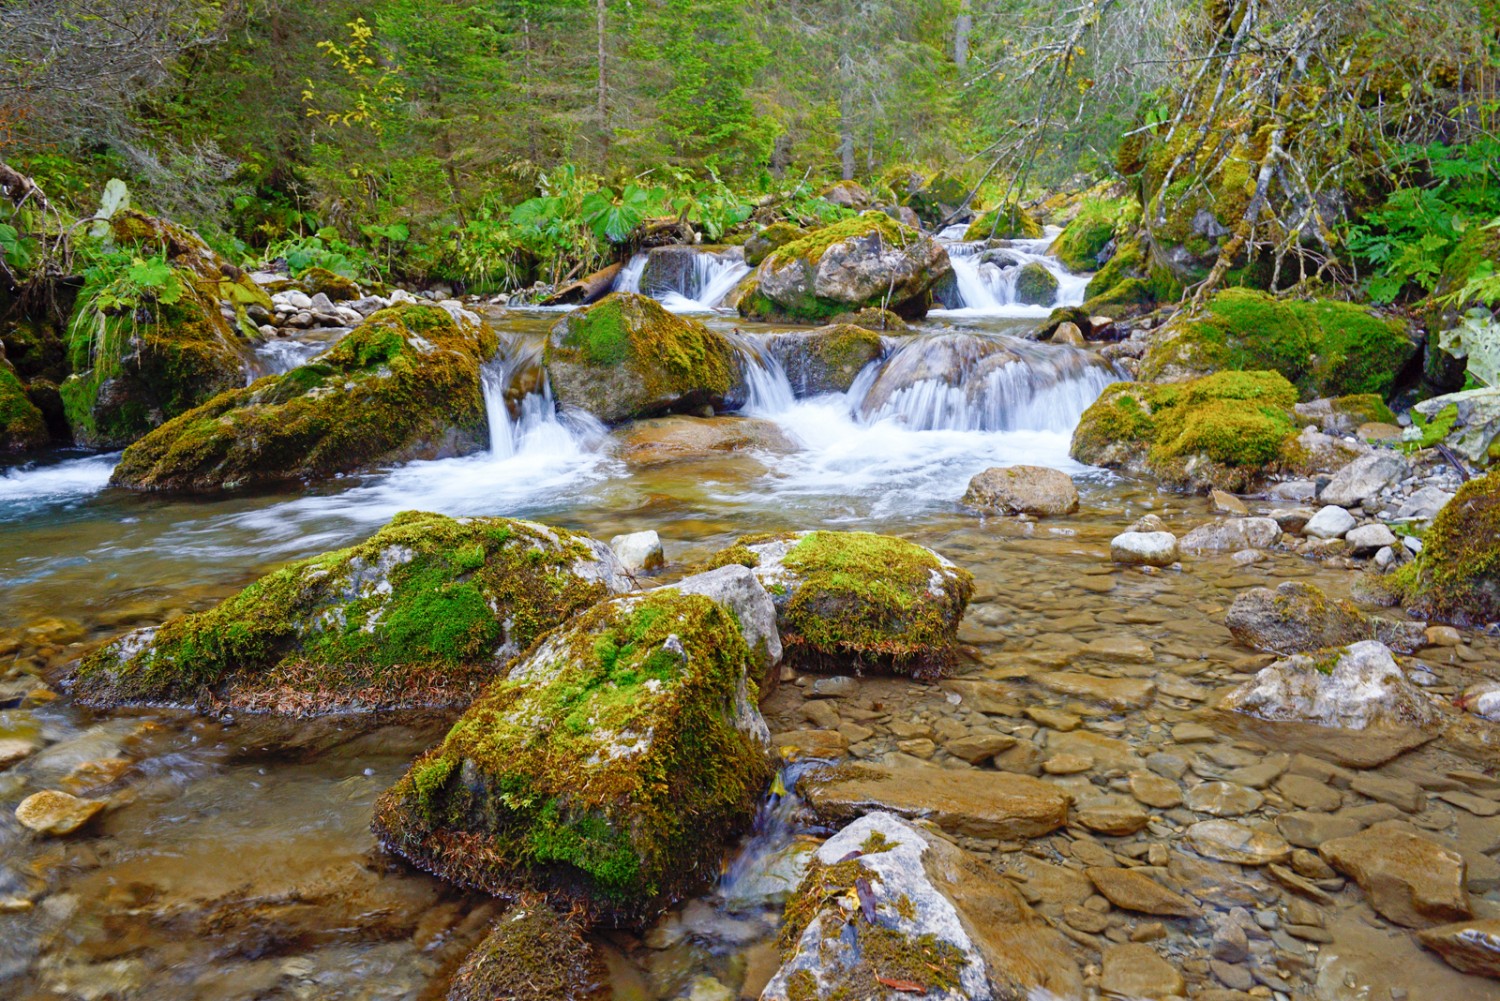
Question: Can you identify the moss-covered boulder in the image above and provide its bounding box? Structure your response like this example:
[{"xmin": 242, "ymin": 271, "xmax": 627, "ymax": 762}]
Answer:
[
  {"xmin": 110, "ymin": 302, "xmax": 496, "ymax": 492},
  {"xmin": 707, "ymin": 531, "xmax": 973, "ymax": 680},
  {"xmin": 1072, "ymin": 370, "xmax": 1301, "ymax": 492},
  {"xmin": 448, "ymin": 904, "xmax": 609, "ymax": 1001},
  {"xmin": 298, "ymin": 266, "xmax": 362, "ymax": 302},
  {"xmin": 1141, "ymin": 288, "xmax": 1418, "ymax": 400},
  {"xmin": 545, "ymin": 292, "xmax": 741, "ymax": 425},
  {"xmin": 766, "ymin": 324, "xmax": 885, "ymax": 395},
  {"xmin": 0, "ymin": 351, "xmax": 48, "ymax": 453},
  {"xmin": 740, "ymin": 214, "xmax": 950, "ymax": 323},
  {"xmin": 1050, "ymin": 196, "xmax": 1135, "ymax": 271},
  {"xmin": 903, "ymin": 170, "xmax": 970, "ymax": 228},
  {"xmin": 1014, "ymin": 262, "xmax": 1060, "ymax": 307},
  {"xmin": 372, "ymin": 588, "xmax": 773, "ymax": 923},
  {"xmin": 1294, "ymin": 394, "xmax": 1399, "ymax": 435},
  {"xmin": 1080, "ymin": 237, "xmax": 1183, "ymax": 317},
  {"xmin": 1391, "ymin": 472, "xmax": 1500, "ymax": 627},
  {"xmin": 962, "ymin": 204, "xmax": 1043, "ymax": 242},
  {"xmin": 744, "ymin": 222, "xmax": 806, "ymax": 268},
  {"xmin": 70, "ymin": 512, "xmax": 631, "ymax": 713},
  {"xmin": 763, "ymin": 812, "xmax": 1081, "ymax": 1001}
]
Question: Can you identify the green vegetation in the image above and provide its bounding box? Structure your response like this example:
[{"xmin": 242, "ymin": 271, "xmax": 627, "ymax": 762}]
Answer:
[
  {"xmin": 0, "ymin": 358, "xmax": 48, "ymax": 452},
  {"xmin": 1052, "ymin": 196, "xmax": 1137, "ymax": 271},
  {"xmin": 1391, "ymin": 472, "xmax": 1500, "ymax": 626}
]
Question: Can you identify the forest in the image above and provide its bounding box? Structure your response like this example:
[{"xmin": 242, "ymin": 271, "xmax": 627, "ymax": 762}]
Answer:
[{"xmin": 3, "ymin": 3, "xmax": 1500, "ymax": 1001}]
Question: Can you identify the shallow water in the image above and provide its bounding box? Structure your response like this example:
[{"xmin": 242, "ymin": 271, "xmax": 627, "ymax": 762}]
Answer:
[{"xmin": 3, "ymin": 267, "xmax": 1500, "ymax": 999}]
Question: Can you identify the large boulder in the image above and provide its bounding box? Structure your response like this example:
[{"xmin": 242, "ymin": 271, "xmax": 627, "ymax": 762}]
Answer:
[
  {"xmin": 70, "ymin": 512, "xmax": 630, "ymax": 713},
  {"xmin": 61, "ymin": 210, "xmax": 272, "ymax": 449},
  {"xmin": 110, "ymin": 302, "xmax": 496, "ymax": 492},
  {"xmin": 1072, "ymin": 370, "xmax": 1300, "ymax": 493},
  {"xmin": 765, "ymin": 324, "xmax": 885, "ymax": 395},
  {"xmin": 372, "ymin": 589, "xmax": 772, "ymax": 923},
  {"xmin": 739, "ymin": 214, "xmax": 951, "ymax": 323},
  {"xmin": 708, "ymin": 531, "xmax": 973, "ymax": 680},
  {"xmin": 1225, "ymin": 582, "xmax": 1426, "ymax": 655},
  {"xmin": 1218, "ymin": 640, "xmax": 1440, "ymax": 732},
  {"xmin": 545, "ymin": 292, "xmax": 741, "ymax": 424},
  {"xmin": 961, "ymin": 465, "xmax": 1079, "ymax": 517},
  {"xmin": 1392, "ymin": 471, "xmax": 1500, "ymax": 626},
  {"xmin": 1140, "ymin": 288, "xmax": 1418, "ymax": 400},
  {"xmin": 761, "ymin": 812, "xmax": 1081, "ymax": 1001}
]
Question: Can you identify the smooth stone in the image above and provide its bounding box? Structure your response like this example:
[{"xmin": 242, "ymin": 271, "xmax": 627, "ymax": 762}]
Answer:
[
  {"xmin": 809, "ymin": 676, "xmax": 858, "ymax": 699},
  {"xmin": 1111, "ymin": 531, "xmax": 1180, "ymax": 567},
  {"xmin": 1276, "ymin": 811, "xmax": 1364, "ymax": 849},
  {"xmin": 1034, "ymin": 672, "xmax": 1155, "ymax": 709},
  {"xmin": 1088, "ymin": 868, "xmax": 1201, "ymax": 918},
  {"xmin": 1101, "ymin": 943, "xmax": 1186, "ymax": 998},
  {"xmin": 1130, "ymin": 771, "xmax": 1184, "ymax": 809},
  {"xmin": 1024, "ymin": 707, "xmax": 1080, "ymax": 731},
  {"xmin": 1049, "ymin": 730, "xmax": 1139, "ymax": 772},
  {"xmin": 0, "ymin": 737, "xmax": 40, "ymax": 769},
  {"xmin": 1346, "ymin": 523, "xmax": 1398, "ymax": 553},
  {"xmin": 803, "ymin": 763, "xmax": 1070, "ymax": 839},
  {"xmin": 962, "ymin": 465, "xmax": 1080, "ymax": 517},
  {"xmin": 1276, "ymin": 773, "xmax": 1343, "ymax": 812},
  {"xmin": 1185, "ymin": 781, "xmax": 1264, "ymax": 818},
  {"xmin": 1350, "ymin": 773, "xmax": 1426, "ymax": 814},
  {"xmin": 1081, "ymin": 635, "xmax": 1155, "ymax": 664},
  {"xmin": 1304, "ymin": 505, "xmax": 1357, "ymax": 539},
  {"xmin": 1076, "ymin": 802, "xmax": 1150, "ymax": 836},
  {"xmin": 1179, "ymin": 518, "xmax": 1280, "ymax": 555},
  {"xmin": 1320, "ymin": 451, "xmax": 1410, "ymax": 507},
  {"xmin": 609, "ymin": 530, "xmax": 665, "ymax": 573},
  {"xmin": 1210, "ymin": 490, "xmax": 1248, "ymax": 516},
  {"xmin": 15, "ymin": 790, "xmax": 105, "ymax": 836},
  {"xmin": 1170, "ymin": 722, "xmax": 1216, "ymax": 743},
  {"xmin": 769, "ymin": 730, "xmax": 849, "ymax": 757},
  {"xmin": 1043, "ymin": 753, "xmax": 1095, "ymax": 775},
  {"xmin": 1185, "ymin": 820, "xmax": 1290, "ymax": 865},
  {"xmin": 1418, "ymin": 918, "xmax": 1500, "ymax": 978},
  {"xmin": 944, "ymin": 732, "xmax": 1018, "ymax": 763},
  {"xmin": 1321, "ymin": 826, "xmax": 1472, "ymax": 928}
]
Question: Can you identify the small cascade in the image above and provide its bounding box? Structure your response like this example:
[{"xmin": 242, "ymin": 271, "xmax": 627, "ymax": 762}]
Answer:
[
  {"xmin": 611, "ymin": 248, "xmax": 750, "ymax": 312},
  {"xmin": 717, "ymin": 760, "xmax": 825, "ymax": 912},
  {"xmin": 480, "ymin": 341, "xmax": 605, "ymax": 459},
  {"xmin": 725, "ymin": 332, "xmax": 797, "ymax": 414},
  {"xmin": 936, "ymin": 229, "xmax": 1091, "ymax": 315},
  {"xmin": 613, "ymin": 253, "xmax": 648, "ymax": 294}
]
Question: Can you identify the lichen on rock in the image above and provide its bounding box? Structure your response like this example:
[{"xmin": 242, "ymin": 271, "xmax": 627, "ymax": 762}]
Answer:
[
  {"xmin": 110, "ymin": 302, "xmax": 496, "ymax": 492},
  {"xmin": 766, "ymin": 324, "xmax": 885, "ymax": 395},
  {"xmin": 70, "ymin": 512, "xmax": 630, "ymax": 713},
  {"xmin": 371, "ymin": 588, "xmax": 773, "ymax": 923}
]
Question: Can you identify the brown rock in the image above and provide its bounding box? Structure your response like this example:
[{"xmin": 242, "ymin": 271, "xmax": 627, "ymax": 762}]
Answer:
[
  {"xmin": 1129, "ymin": 771, "xmax": 1183, "ymax": 809},
  {"xmin": 1418, "ymin": 918, "xmax": 1500, "ymax": 978},
  {"xmin": 1184, "ymin": 781, "xmax": 1264, "ymax": 817},
  {"xmin": 1076, "ymin": 802, "xmax": 1150, "ymax": 836},
  {"xmin": 1321, "ymin": 826, "xmax": 1471, "ymax": 928},
  {"xmin": 1184, "ymin": 820, "xmax": 1290, "ymax": 866},
  {"xmin": 614, "ymin": 415, "xmax": 795, "ymax": 468},
  {"xmin": 1035, "ymin": 671, "xmax": 1155, "ymax": 709},
  {"xmin": 802, "ymin": 763, "xmax": 1070, "ymax": 839},
  {"xmin": 1101, "ymin": 943, "xmax": 1186, "ymax": 998},
  {"xmin": 14, "ymin": 790, "xmax": 105, "ymax": 836},
  {"xmin": 1088, "ymin": 868, "xmax": 1201, "ymax": 918},
  {"xmin": 962, "ymin": 465, "xmax": 1080, "ymax": 517},
  {"xmin": 769, "ymin": 730, "xmax": 849, "ymax": 757},
  {"xmin": 944, "ymin": 732, "xmax": 1018, "ymax": 763}
]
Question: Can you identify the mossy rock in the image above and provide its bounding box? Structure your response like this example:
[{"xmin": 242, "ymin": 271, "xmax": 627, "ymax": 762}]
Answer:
[
  {"xmin": 545, "ymin": 292, "xmax": 741, "ymax": 425},
  {"xmin": 0, "ymin": 355, "xmax": 48, "ymax": 452},
  {"xmin": 372, "ymin": 588, "xmax": 773, "ymax": 923},
  {"xmin": 448, "ymin": 904, "xmax": 610, "ymax": 1001},
  {"xmin": 1081, "ymin": 237, "xmax": 1182, "ymax": 317},
  {"xmin": 1141, "ymin": 288, "xmax": 1418, "ymax": 400},
  {"xmin": 745, "ymin": 222, "xmax": 806, "ymax": 268},
  {"xmin": 1420, "ymin": 226, "xmax": 1500, "ymax": 391},
  {"xmin": 1014, "ymin": 262, "xmax": 1060, "ymax": 307},
  {"xmin": 904, "ymin": 170, "xmax": 971, "ymax": 228},
  {"xmin": 963, "ymin": 205, "xmax": 1043, "ymax": 242},
  {"xmin": 109, "ymin": 209, "xmax": 272, "ymax": 313},
  {"xmin": 1050, "ymin": 197, "xmax": 1135, "ymax": 272},
  {"xmin": 298, "ymin": 266, "xmax": 362, "ymax": 302},
  {"xmin": 742, "ymin": 214, "xmax": 950, "ymax": 323},
  {"xmin": 1072, "ymin": 370, "xmax": 1301, "ymax": 492},
  {"xmin": 1, "ymin": 314, "xmax": 69, "ymax": 384},
  {"xmin": 1391, "ymin": 471, "xmax": 1500, "ymax": 627},
  {"xmin": 110, "ymin": 302, "xmax": 497, "ymax": 493},
  {"xmin": 766, "ymin": 324, "xmax": 885, "ymax": 395},
  {"xmin": 709, "ymin": 531, "xmax": 974, "ymax": 680},
  {"xmin": 70, "ymin": 512, "xmax": 631, "ymax": 713}
]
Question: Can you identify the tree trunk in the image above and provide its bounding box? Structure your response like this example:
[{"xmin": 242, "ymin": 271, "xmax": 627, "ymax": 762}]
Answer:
[
  {"xmin": 954, "ymin": 0, "xmax": 972, "ymax": 68},
  {"xmin": 838, "ymin": 95, "xmax": 856, "ymax": 181},
  {"xmin": 596, "ymin": 0, "xmax": 609, "ymax": 152}
]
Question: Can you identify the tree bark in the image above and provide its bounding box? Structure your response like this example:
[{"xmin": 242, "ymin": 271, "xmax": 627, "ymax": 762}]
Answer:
[
  {"xmin": 954, "ymin": 0, "xmax": 971, "ymax": 68},
  {"xmin": 838, "ymin": 94, "xmax": 856, "ymax": 181},
  {"xmin": 596, "ymin": 0, "xmax": 609, "ymax": 152}
]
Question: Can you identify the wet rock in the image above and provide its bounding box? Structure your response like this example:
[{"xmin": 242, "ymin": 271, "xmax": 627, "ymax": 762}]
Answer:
[
  {"xmin": 614, "ymin": 415, "xmax": 796, "ymax": 468},
  {"xmin": 1349, "ymin": 773, "xmax": 1426, "ymax": 813},
  {"xmin": 1304, "ymin": 505, "xmax": 1357, "ymax": 539},
  {"xmin": 610, "ymin": 530, "xmax": 664, "ymax": 573},
  {"xmin": 1180, "ymin": 517, "xmax": 1280, "ymax": 555},
  {"xmin": 801, "ymin": 763, "xmax": 1070, "ymax": 840},
  {"xmin": 1276, "ymin": 773, "xmax": 1342, "ymax": 812},
  {"xmin": 1347, "ymin": 523, "xmax": 1399, "ymax": 553},
  {"xmin": 761, "ymin": 812, "xmax": 1081, "ymax": 1001},
  {"xmin": 664, "ymin": 564, "xmax": 783, "ymax": 681},
  {"xmin": 1224, "ymin": 582, "xmax": 1426, "ymax": 656},
  {"xmin": 715, "ymin": 531, "xmax": 973, "ymax": 680},
  {"xmin": 771, "ymin": 730, "xmax": 850, "ymax": 758},
  {"xmin": 1319, "ymin": 451, "xmax": 1410, "ymax": 507},
  {"xmin": 447, "ymin": 905, "xmax": 608, "ymax": 1001},
  {"xmin": 15, "ymin": 790, "xmax": 105, "ymax": 836},
  {"xmin": 723, "ymin": 840, "xmax": 818, "ymax": 913},
  {"xmin": 1218, "ymin": 640, "xmax": 1439, "ymax": 732},
  {"xmin": 1034, "ymin": 672, "xmax": 1155, "ymax": 709},
  {"xmin": 1076, "ymin": 801, "xmax": 1150, "ymax": 835},
  {"xmin": 371, "ymin": 589, "xmax": 773, "ymax": 922},
  {"xmin": 1185, "ymin": 782, "xmax": 1264, "ymax": 817},
  {"xmin": 1396, "ymin": 485, "xmax": 1456, "ymax": 521},
  {"xmin": 1210, "ymin": 489, "xmax": 1248, "ymax": 515},
  {"xmin": 943, "ymin": 732, "xmax": 1017, "ymax": 763},
  {"xmin": 111, "ymin": 303, "xmax": 496, "ymax": 492},
  {"xmin": 961, "ymin": 466, "xmax": 1079, "ymax": 518},
  {"xmin": 1130, "ymin": 771, "xmax": 1183, "ymax": 809},
  {"xmin": 0, "ymin": 737, "xmax": 40, "ymax": 769},
  {"xmin": 547, "ymin": 293, "xmax": 742, "ymax": 424},
  {"xmin": 1418, "ymin": 918, "xmax": 1500, "ymax": 979},
  {"xmin": 1088, "ymin": 868, "xmax": 1201, "ymax": 918},
  {"xmin": 1101, "ymin": 943, "xmax": 1185, "ymax": 998},
  {"xmin": 1110, "ymin": 531, "xmax": 1180, "ymax": 567},
  {"xmin": 1321, "ymin": 826, "xmax": 1471, "ymax": 928},
  {"xmin": 73, "ymin": 513, "xmax": 631, "ymax": 713},
  {"xmin": 1389, "ymin": 470, "xmax": 1500, "ymax": 627},
  {"xmin": 765, "ymin": 325, "xmax": 885, "ymax": 395},
  {"xmin": 1276, "ymin": 811, "xmax": 1364, "ymax": 848},
  {"xmin": 1184, "ymin": 820, "xmax": 1290, "ymax": 865}
]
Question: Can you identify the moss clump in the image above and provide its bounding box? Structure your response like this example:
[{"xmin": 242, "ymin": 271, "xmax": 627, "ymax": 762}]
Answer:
[
  {"xmin": 298, "ymin": 266, "xmax": 361, "ymax": 302},
  {"xmin": 1014, "ymin": 262, "xmax": 1060, "ymax": 307},
  {"xmin": 1331, "ymin": 393, "xmax": 1398, "ymax": 426},
  {"xmin": 71, "ymin": 512, "xmax": 621, "ymax": 713},
  {"xmin": 745, "ymin": 222, "xmax": 806, "ymax": 267},
  {"xmin": 1072, "ymin": 370, "xmax": 1300, "ymax": 492},
  {"xmin": 448, "ymin": 904, "xmax": 609, "ymax": 1001},
  {"xmin": 768, "ymin": 214, "xmax": 916, "ymax": 269},
  {"xmin": 0, "ymin": 358, "xmax": 49, "ymax": 452},
  {"xmin": 372, "ymin": 590, "xmax": 772, "ymax": 923},
  {"xmin": 1141, "ymin": 288, "xmax": 1417, "ymax": 399},
  {"xmin": 1081, "ymin": 238, "xmax": 1183, "ymax": 316},
  {"xmin": 1052, "ymin": 196, "xmax": 1137, "ymax": 271},
  {"xmin": 1390, "ymin": 471, "xmax": 1500, "ymax": 626},
  {"xmin": 723, "ymin": 531, "xmax": 974, "ymax": 681},
  {"xmin": 110, "ymin": 303, "xmax": 496, "ymax": 492},
  {"xmin": 963, "ymin": 205, "xmax": 1043, "ymax": 241},
  {"xmin": 545, "ymin": 292, "xmax": 739, "ymax": 425}
]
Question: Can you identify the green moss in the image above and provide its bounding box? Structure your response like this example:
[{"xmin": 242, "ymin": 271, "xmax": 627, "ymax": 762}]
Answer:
[
  {"xmin": 963, "ymin": 205, "xmax": 1042, "ymax": 241},
  {"xmin": 1014, "ymin": 262, "xmax": 1060, "ymax": 306},
  {"xmin": 1391, "ymin": 471, "xmax": 1500, "ymax": 626},
  {"xmin": 1081, "ymin": 238, "xmax": 1183, "ymax": 315},
  {"xmin": 447, "ymin": 904, "xmax": 608, "ymax": 1001},
  {"xmin": 0, "ymin": 359, "xmax": 48, "ymax": 452},
  {"xmin": 1331, "ymin": 393, "xmax": 1398, "ymax": 426},
  {"xmin": 110, "ymin": 303, "xmax": 496, "ymax": 492},
  {"xmin": 72, "ymin": 511, "xmax": 612, "ymax": 711},
  {"xmin": 372, "ymin": 589, "xmax": 771, "ymax": 922},
  {"xmin": 746, "ymin": 221, "xmax": 805, "ymax": 267},
  {"xmin": 1053, "ymin": 197, "xmax": 1137, "ymax": 271},
  {"xmin": 298, "ymin": 266, "xmax": 361, "ymax": 302},
  {"xmin": 769, "ymin": 214, "xmax": 919, "ymax": 268}
]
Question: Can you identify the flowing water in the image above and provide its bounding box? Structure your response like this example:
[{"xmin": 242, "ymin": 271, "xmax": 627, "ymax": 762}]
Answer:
[{"xmin": 2, "ymin": 238, "xmax": 1497, "ymax": 1001}]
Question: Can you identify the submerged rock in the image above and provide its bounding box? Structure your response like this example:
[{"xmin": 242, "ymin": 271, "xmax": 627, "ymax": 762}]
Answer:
[
  {"xmin": 1419, "ymin": 918, "xmax": 1500, "ymax": 979},
  {"xmin": 961, "ymin": 465, "xmax": 1079, "ymax": 517},
  {"xmin": 15, "ymin": 789, "xmax": 105, "ymax": 836},
  {"xmin": 708, "ymin": 531, "xmax": 973, "ymax": 680},
  {"xmin": 1218, "ymin": 640, "xmax": 1440, "ymax": 732},
  {"xmin": 545, "ymin": 292, "xmax": 742, "ymax": 424},
  {"xmin": 1322, "ymin": 825, "xmax": 1471, "ymax": 928},
  {"xmin": 372, "ymin": 589, "xmax": 772, "ymax": 923},
  {"xmin": 765, "ymin": 324, "xmax": 884, "ymax": 395},
  {"xmin": 111, "ymin": 303, "xmax": 496, "ymax": 492},
  {"xmin": 739, "ymin": 214, "xmax": 951, "ymax": 323},
  {"xmin": 71, "ymin": 512, "xmax": 630, "ymax": 713},
  {"xmin": 613, "ymin": 415, "xmax": 795, "ymax": 468},
  {"xmin": 801, "ymin": 763, "xmax": 1070, "ymax": 840},
  {"xmin": 761, "ymin": 812, "xmax": 1081, "ymax": 1001},
  {"xmin": 1179, "ymin": 517, "xmax": 1280, "ymax": 554},
  {"xmin": 1391, "ymin": 471, "xmax": 1500, "ymax": 626},
  {"xmin": 447, "ymin": 904, "xmax": 609, "ymax": 1001},
  {"xmin": 1225, "ymin": 582, "xmax": 1426, "ymax": 655}
]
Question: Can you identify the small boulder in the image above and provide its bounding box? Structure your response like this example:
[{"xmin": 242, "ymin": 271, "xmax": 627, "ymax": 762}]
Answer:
[
  {"xmin": 15, "ymin": 790, "xmax": 105, "ymax": 836},
  {"xmin": 1346, "ymin": 522, "xmax": 1398, "ymax": 553},
  {"xmin": 1321, "ymin": 825, "xmax": 1471, "ymax": 928},
  {"xmin": 1418, "ymin": 918, "xmax": 1500, "ymax": 979},
  {"xmin": 1304, "ymin": 505, "xmax": 1357, "ymax": 539},
  {"xmin": 1320, "ymin": 451, "xmax": 1410, "ymax": 507},
  {"xmin": 1218, "ymin": 640, "xmax": 1440, "ymax": 732},
  {"xmin": 1100, "ymin": 943, "xmax": 1185, "ymax": 999},
  {"xmin": 1224, "ymin": 582, "xmax": 1426, "ymax": 655},
  {"xmin": 1179, "ymin": 517, "xmax": 1280, "ymax": 554},
  {"xmin": 609, "ymin": 530, "xmax": 665, "ymax": 574},
  {"xmin": 613, "ymin": 415, "xmax": 795, "ymax": 468},
  {"xmin": 765, "ymin": 325, "xmax": 885, "ymax": 395},
  {"xmin": 1390, "ymin": 471, "xmax": 1500, "ymax": 626},
  {"xmin": 1013, "ymin": 262, "xmax": 1059, "ymax": 307},
  {"xmin": 447, "ymin": 905, "xmax": 609, "ymax": 1001},
  {"xmin": 1111, "ymin": 531, "xmax": 1179, "ymax": 567},
  {"xmin": 961, "ymin": 465, "xmax": 1079, "ymax": 517}
]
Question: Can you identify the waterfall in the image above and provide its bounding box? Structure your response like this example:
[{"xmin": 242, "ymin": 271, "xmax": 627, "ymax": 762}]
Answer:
[
  {"xmin": 480, "ymin": 345, "xmax": 605, "ymax": 459},
  {"xmin": 937, "ymin": 229, "xmax": 1092, "ymax": 316},
  {"xmin": 726, "ymin": 334, "xmax": 797, "ymax": 415},
  {"xmin": 613, "ymin": 253, "xmax": 648, "ymax": 295},
  {"xmin": 612, "ymin": 248, "xmax": 750, "ymax": 312}
]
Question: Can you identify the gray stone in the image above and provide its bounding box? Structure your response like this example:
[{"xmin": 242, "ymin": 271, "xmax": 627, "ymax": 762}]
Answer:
[
  {"xmin": 1320, "ymin": 451, "xmax": 1410, "ymax": 507},
  {"xmin": 1304, "ymin": 505, "xmax": 1357, "ymax": 539},
  {"xmin": 1111, "ymin": 531, "xmax": 1180, "ymax": 567},
  {"xmin": 664, "ymin": 564, "xmax": 783, "ymax": 676},
  {"xmin": 1180, "ymin": 518, "xmax": 1280, "ymax": 555},
  {"xmin": 1346, "ymin": 523, "xmax": 1398, "ymax": 553},
  {"xmin": 610, "ymin": 529, "xmax": 665, "ymax": 573},
  {"xmin": 1219, "ymin": 640, "xmax": 1439, "ymax": 731}
]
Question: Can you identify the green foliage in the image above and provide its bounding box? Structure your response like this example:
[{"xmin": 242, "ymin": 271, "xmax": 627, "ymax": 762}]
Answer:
[{"xmin": 67, "ymin": 249, "xmax": 188, "ymax": 378}]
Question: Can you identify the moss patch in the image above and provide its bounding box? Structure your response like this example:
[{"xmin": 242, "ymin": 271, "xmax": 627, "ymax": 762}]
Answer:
[
  {"xmin": 1081, "ymin": 238, "xmax": 1183, "ymax": 316},
  {"xmin": 447, "ymin": 904, "xmax": 609, "ymax": 1001},
  {"xmin": 371, "ymin": 589, "xmax": 771, "ymax": 923},
  {"xmin": 298, "ymin": 266, "xmax": 361, "ymax": 302},
  {"xmin": 745, "ymin": 222, "xmax": 805, "ymax": 267},
  {"xmin": 767, "ymin": 214, "xmax": 917, "ymax": 269},
  {"xmin": 963, "ymin": 205, "xmax": 1043, "ymax": 241},
  {"xmin": 71, "ymin": 512, "xmax": 619, "ymax": 713},
  {"xmin": 0, "ymin": 359, "xmax": 49, "ymax": 452},
  {"xmin": 1390, "ymin": 471, "xmax": 1500, "ymax": 626},
  {"xmin": 1052, "ymin": 197, "xmax": 1137, "ymax": 271}
]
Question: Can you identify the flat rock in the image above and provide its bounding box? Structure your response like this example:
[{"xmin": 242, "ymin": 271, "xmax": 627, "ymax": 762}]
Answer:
[
  {"xmin": 944, "ymin": 732, "xmax": 1017, "ymax": 763},
  {"xmin": 1418, "ymin": 918, "xmax": 1500, "ymax": 978},
  {"xmin": 1035, "ymin": 672, "xmax": 1155, "ymax": 708},
  {"xmin": 15, "ymin": 790, "xmax": 105, "ymax": 836},
  {"xmin": 1320, "ymin": 451, "xmax": 1410, "ymax": 507},
  {"xmin": 770, "ymin": 730, "xmax": 849, "ymax": 757},
  {"xmin": 1076, "ymin": 802, "xmax": 1150, "ymax": 836},
  {"xmin": 1276, "ymin": 773, "xmax": 1342, "ymax": 812},
  {"xmin": 1321, "ymin": 825, "xmax": 1471, "ymax": 928},
  {"xmin": 1101, "ymin": 943, "xmax": 1185, "ymax": 998},
  {"xmin": 1185, "ymin": 781, "xmax": 1264, "ymax": 817},
  {"xmin": 1180, "ymin": 518, "xmax": 1280, "ymax": 555},
  {"xmin": 1350, "ymin": 773, "xmax": 1426, "ymax": 813},
  {"xmin": 1184, "ymin": 820, "xmax": 1290, "ymax": 866},
  {"xmin": 802, "ymin": 763, "xmax": 1070, "ymax": 840},
  {"xmin": 615, "ymin": 416, "xmax": 795, "ymax": 467},
  {"xmin": 1129, "ymin": 771, "xmax": 1183, "ymax": 809},
  {"xmin": 1088, "ymin": 867, "xmax": 1201, "ymax": 918},
  {"xmin": 1081, "ymin": 636, "xmax": 1155, "ymax": 664},
  {"xmin": 0, "ymin": 737, "xmax": 40, "ymax": 769}
]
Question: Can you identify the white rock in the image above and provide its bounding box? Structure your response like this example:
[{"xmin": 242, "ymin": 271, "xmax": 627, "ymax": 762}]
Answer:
[
  {"xmin": 1269, "ymin": 480, "xmax": 1317, "ymax": 502},
  {"xmin": 1304, "ymin": 505, "xmax": 1357, "ymax": 540},
  {"xmin": 661, "ymin": 564, "xmax": 782, "ymax": 675},
  {"xmin": 308, "ymin": 292, "xmax": 336, "ymax": 313},
  {"xmin": 1180, "ymin": 517, "xmax": 1280, "ymax": 554},
  {"xmin": 1320, "ymin": 452, "xmax": 1410, "ymax": 507},
  {"xmin": 1346, "ymin": 523, "xmax": 1398, "ymax": 553},
  {"xmin": 1395, "ymin": 485, "xmax": 1455, "ymax": 521},
  {"xmin": 1375, "ymin": 546, "xmax": 1396, "ymax": 569},
  {"xmin": 279, "ymin": 290, "xmax": 313, "ymax": 310},
  {"xmin": 1459, "ymin": 682, "xmax": 1500, "ymax": 721},
  {"xmin": 609, "ymin": 530, "xmax": 665, "ymax": 574},
  {"xmin": 1110, "ymin": 531, "xmax": 1180, "ymax": 567},
  {"xmin": 1220, "ymin": 640, "xmax": 1439, "ymax": 731}
]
